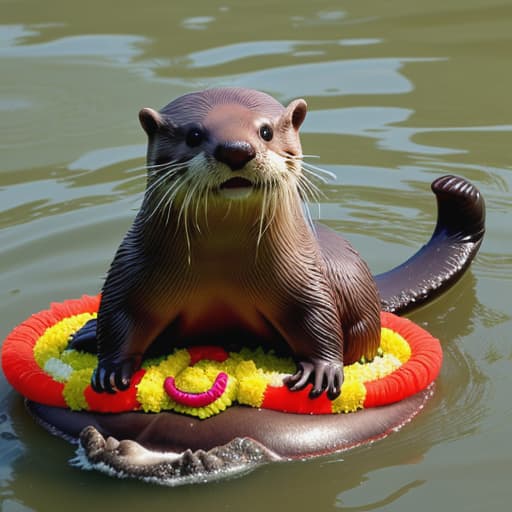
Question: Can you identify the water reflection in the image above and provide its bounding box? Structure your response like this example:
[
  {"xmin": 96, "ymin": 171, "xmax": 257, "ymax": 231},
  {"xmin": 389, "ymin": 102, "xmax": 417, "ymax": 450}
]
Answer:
[
  {"xmin": 335, "ymin": 480, "xmax": 425, "ymax": 510},
  {"xmin": 68, "ymin": 145, "xmax": 145, "ymax": 172},
  {"xmin": 0, "ymin": 33, "xmax": 145, "ymax": 62},
  {"xmin": 0, "ymin": 396, "xmax": 25, "ymax": 507},
  {"xmin": 181, "ymin": 16, "xmax": 216, "ymax": 31},
  {"xmin": 227, "ymin": 58, "xmax": 423, "ymax": 98},
  {"xmin": 182, "ymin": 38, "xmax": 382, "ymax": 69}
]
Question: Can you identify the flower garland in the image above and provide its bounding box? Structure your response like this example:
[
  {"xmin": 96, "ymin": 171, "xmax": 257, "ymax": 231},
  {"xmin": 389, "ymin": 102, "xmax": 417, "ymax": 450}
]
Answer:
[{"xmin": 1, "ymin": 295, "xmax": 443, "ymax": 419}]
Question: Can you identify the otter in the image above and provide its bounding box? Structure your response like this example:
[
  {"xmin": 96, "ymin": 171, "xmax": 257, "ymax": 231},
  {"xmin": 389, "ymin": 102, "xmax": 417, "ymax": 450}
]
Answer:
[
  {"xmin": 22, "ymin": 87, "xmax": 486, "ymax": 482},
  {"xmin": 87, "ymin": 87, "xmax": 382, "ymax": 399}
]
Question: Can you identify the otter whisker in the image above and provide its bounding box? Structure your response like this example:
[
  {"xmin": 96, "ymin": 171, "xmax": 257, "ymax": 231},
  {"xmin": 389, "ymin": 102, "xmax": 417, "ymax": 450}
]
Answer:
[
  {"xmin": 143, "ymin": 162, "xmax": 189, "ymax": 204},
  {"xmin": 144, "ymin": 162, "xmax": 189, "ymax": 194},
  {"xmin": 147, "ymin": 160, "xmax": 185, "ymax": 171},
  {"xmin": 301, "ymin": 161, "xmax": 337, "ymax": 183},
  {"xmin": 295, "ymin": 173, "xmax": 322, "ymax": 227},
  {"xmin": 148, "ymin": 183, "xmax": 177, "ymax": 225},
  {"xmin": 297, "ymin": 173, "xmax": 324, "ymax": 203},
  {"xmin": 148, "ymin": 158, "xmax": 192, "ymax": 171},
  {"xmin": 115, "ymin": 160, "xmax": 175, "ymax": 184},
  {"xmin": 171, "ymin": 173, "xmax": 194, "ymax": 228},
  {"xmin": 164, "ymin": 179, "xmax": 182, "ymax": 226},
  {"xmin": 299, "ymin": 182, "xmax": 318, "ymax": 234},
  {"xmin": 131, "ymin": 163, "xmax": 186, "ymax": 208},
  {"xmin": 203, "ymin": 183, "xmax": 210, "ymax": 232},
  {"xmin": 303, "ymin": 201, "xmax": 317, "ymax": 234},
  {"xmin": 276, "ymin": 152, "xmax": 335, "ymax": 186},
  {"xmin": 125, "ymin": 159, "xmax": 182, "ymax": 176},
  {"xmin": 183, "ymin": 176, "xmax": 201, "ymax": 264},
  {"xmin": 120, "ymin": 163, "xmax": 148, "ymax": 176},
  {"xmin": 289, "ymin": 179, "xmax": 300, "ymax": 210},
  {"xmin": 304, "ymin": 174, "xmax": 324, "ymax": 200},
  {"xmin": 173, "ymin": 172, "xmax": 201, "ymax": 263},
  {"xmin": 151, "ymin": 161, "xmax": 191, "ymax": 180},
  {"xmin": 193, "ymin": 184, "xmax": 203, "ymax": 235},
  {"xmin": 141, "ymin": 173, "xmax": 174, "ymax": 218},
  {"xmin": 144, "ymin": 170, "xmax": 174, "ymax": 201},
  {"xmin": 178, "ymin": 174, "xmax": 198, "ymax": 227},
  {"xmin": 301, "ymin": 167, "xmax": 332, "ymax": 186},
  {"xmin": 146, "ymin": 173, "xmax": 180, "ymax": 209},
  {"xmin": 152, "ymin": 160, "xmax": 191, "ymax": 176},
  {"xmin": 188, "ymin": 176, "xmax": 206, "ymax": 235},
  {"xmin": 261, "ymin": 178, "xmax": 280, "ymax": 244},
  {"xmin": 256, "ymin": 180, "xmax": 269, "ymax": 250},
  {"xmin": 222, "ymin": 200, "xmax": 233, "ymax": 221},
  {"xmin": 147, "ymin": 170, "xmax": 190, "ymax": 224}
]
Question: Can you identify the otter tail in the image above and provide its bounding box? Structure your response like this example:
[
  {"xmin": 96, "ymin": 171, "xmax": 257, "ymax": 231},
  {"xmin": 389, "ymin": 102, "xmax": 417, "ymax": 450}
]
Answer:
[{"xmin": 375, "ymin": 175, "xmax": 485, "ymax": 315}]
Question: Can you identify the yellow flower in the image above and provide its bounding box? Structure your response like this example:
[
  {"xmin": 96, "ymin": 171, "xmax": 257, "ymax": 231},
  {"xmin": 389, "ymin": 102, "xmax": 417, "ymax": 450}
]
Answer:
[
  {"xmin": 63, "ymin": 368, "xmax": 94, "ymax": 410},
  {"xmin": 31, "ymin": 312, "xmax": 416, "ymax": 418},
  {"xmin": 61, "ymin": 350, "xmax": 97, "ymax": 370},
  {"xmin": 33, "ymin": 313, "xmax": 96, "ymax": 369},
  {"xmin": 175, "ymin": 367, "xmax": 213, "ymax": 393},
  {"xmin": 380, "ymin": 328, "xmax": 411, "ymax": 363},
  {"xmin": 332, "ymin": 378, "xmax": 366, "ymax": 413},
  {"xmin": 156, "ymin": 349, "xmax": 191, "ymax": 376},
  {"xmin": 238, "ymin": 374, "xmax": 267, "ymax": 407},
  {"xmin": 136, "ymin": 367, "xmax": 169, "ymax": 412}
]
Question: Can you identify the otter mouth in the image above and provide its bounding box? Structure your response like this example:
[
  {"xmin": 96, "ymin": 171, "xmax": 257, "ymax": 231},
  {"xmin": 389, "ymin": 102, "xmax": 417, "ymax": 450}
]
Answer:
[{"xmin": 218, "ymin": 177, "xmax": 254, "ymax": 199}]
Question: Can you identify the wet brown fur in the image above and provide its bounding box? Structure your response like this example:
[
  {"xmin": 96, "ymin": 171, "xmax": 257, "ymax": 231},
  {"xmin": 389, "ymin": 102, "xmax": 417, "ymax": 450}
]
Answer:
[{"xmin": 92, "ymin": 88, "xmax": 381, "ymax": 399}]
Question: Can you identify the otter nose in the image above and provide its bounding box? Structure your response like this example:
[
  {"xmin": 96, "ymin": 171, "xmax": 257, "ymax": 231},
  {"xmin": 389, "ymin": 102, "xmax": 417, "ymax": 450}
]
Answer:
[{"xmin": 214, "ymin": 141, "xmax": 256, "ymax": 171}]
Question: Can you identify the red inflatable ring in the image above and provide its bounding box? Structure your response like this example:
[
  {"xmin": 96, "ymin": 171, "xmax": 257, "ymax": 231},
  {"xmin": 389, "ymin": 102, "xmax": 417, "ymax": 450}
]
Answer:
[{"xmin": 1, "ymin": 294, "xmax": 442, "ymax": 417}]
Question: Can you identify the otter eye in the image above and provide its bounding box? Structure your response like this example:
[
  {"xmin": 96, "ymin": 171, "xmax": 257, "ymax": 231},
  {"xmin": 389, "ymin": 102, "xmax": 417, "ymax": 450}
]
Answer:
[
  {"xmin": 259, "ymin": 124, "xmax": 273, "ymax": 142},
  {"xmin": 185, "ymin": 126, "xmax": 204, "ymax": 147}
]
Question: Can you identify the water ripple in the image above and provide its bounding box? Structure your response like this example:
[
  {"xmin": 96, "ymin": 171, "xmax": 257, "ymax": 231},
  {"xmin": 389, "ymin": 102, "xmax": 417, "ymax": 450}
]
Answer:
[
  {"xmin": 183, "ymin": 38, "xmax": 382, "ymax": 69},
  {"xmin": 0, "ymin": 31, "xmax": 146, "ymax": 64},
  {"xmin": 475, "ymin": 254, "xmax": 512, "ymax": 281},
  {"xmin": 305, "ymin": 108, "xmax": 512, "ymax": 156},
  {"xmin": 225, "ymin": 57, "xmax": 440, "ymax": 99}
]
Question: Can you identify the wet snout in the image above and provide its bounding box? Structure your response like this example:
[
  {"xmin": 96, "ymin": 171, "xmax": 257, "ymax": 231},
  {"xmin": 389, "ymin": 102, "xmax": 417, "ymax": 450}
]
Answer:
[{"xmin": 214, "ymin": 141, "xmax": 256, "ymax": 171}]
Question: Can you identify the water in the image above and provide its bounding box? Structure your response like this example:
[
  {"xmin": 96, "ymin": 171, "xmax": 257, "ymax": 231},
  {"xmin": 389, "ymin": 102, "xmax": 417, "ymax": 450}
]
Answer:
[{"xmin": 1, "ymin": 0, "xmax": 511, "ymax": 510}]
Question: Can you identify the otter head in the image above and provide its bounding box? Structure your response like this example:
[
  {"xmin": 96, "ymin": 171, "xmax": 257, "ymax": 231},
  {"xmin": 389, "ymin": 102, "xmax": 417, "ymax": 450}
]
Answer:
[{"xmin": 138, "ymin": 88, "xmax": 307, "ymax": 210}]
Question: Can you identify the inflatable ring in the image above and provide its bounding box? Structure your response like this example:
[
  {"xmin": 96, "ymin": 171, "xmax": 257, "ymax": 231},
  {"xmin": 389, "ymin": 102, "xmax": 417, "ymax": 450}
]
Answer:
[
  {"xmin": 2, "ymin": 294, "xmax": 442, "ymax": 485},
  {"xmin": 2, "ymin": 294, "xmax": 442, "ymax": 417}
]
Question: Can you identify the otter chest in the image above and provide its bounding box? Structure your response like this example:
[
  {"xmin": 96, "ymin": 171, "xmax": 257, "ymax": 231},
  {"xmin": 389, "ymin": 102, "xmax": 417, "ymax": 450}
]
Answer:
[{"xmin": 175, "ymin": 289, "xmax": 278, "ymax": 346}]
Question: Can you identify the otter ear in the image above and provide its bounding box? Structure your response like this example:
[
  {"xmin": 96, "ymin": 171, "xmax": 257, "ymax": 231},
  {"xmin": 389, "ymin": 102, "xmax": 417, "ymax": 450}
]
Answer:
[
  {"xmin": 282, "ymin": 99, "xmax": 307, "ymax": 132},
  {"xmin": 139, "ymin": 107, "xmax": 165, "ymax": 136}
]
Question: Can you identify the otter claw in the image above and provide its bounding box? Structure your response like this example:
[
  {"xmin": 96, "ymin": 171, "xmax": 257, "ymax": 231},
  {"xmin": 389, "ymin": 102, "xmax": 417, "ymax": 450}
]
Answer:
[
  {"xmin": 284, "ymin": 360, "xmax": 343, "ymax": 400},
  {"xmin": 91, "ymin": 359, "xmax": 136, "ymax": 394}
]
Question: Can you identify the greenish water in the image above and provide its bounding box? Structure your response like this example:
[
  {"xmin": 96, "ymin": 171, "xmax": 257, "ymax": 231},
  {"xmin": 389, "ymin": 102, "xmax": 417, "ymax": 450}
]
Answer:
[{"xmin": 1, "ymin": 0, "xmax": 511, "ymax": 510}]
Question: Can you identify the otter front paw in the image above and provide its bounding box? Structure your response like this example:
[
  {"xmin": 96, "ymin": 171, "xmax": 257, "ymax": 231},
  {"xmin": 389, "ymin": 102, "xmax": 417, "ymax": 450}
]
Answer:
[
  {"xmin": 68, "ymin": 318, "xmax": 98, "ymax": 353},
  {"xmin": 284, "ymin": 360, "xmax": 344, "ymax": 400},
  {"xmin": 91, "ymin": 358, "xmax": 139, "ymax": 394}
]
